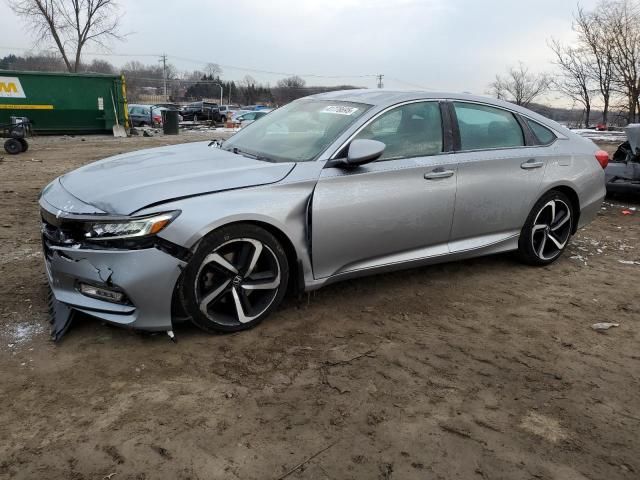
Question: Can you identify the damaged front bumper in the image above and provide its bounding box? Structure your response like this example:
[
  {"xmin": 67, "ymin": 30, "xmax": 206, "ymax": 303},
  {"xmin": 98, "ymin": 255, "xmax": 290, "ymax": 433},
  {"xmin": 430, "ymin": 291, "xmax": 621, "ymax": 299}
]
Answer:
[
  {"xmin": 39, "ymin": 182, "xmax": 187, "ymax": 341},
  {"xmin": 44, "ymin": 245, "xmax": 186, "ymax": 341}
]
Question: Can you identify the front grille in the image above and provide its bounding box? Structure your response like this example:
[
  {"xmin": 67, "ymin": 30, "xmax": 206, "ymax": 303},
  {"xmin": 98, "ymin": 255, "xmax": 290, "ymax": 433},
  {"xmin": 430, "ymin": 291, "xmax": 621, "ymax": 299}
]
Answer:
[{"xmin": 41, "ymin": 211, "xmax": 87, "ymax": 262}]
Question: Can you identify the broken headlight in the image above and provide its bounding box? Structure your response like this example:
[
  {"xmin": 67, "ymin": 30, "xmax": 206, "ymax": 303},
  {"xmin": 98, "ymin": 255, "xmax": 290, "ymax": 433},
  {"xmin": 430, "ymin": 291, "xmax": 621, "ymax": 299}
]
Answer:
[{"xmin": 84, "ymin": 211, "xmax": 180, "ymax": 241}]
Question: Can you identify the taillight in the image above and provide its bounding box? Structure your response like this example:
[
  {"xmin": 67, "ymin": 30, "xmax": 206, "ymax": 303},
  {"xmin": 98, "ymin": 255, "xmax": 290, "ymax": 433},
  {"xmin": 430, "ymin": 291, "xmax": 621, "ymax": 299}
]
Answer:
[{"xmin": 595, "ymin": 150, "xmax": 609, "ymax": 169}]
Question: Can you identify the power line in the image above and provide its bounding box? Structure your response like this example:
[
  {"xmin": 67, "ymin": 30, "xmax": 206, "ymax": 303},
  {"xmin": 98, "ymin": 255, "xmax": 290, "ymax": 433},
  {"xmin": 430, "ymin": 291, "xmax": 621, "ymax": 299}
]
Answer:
[
  {"xmin": 125, "ymin": 76, "xmax": 368, "ymax": 90},
  {"xmin": 385, "ymin": 77, "xmax": 439, "ymax": 91},
  {"xmin": 0, "ymin": 45, "xmax": 441, "ymax": 90},
  {"xmin": 167, "ymin": 54, "xmax": 378, "ymax": 79},
  {"xmin": 0, "ymin": 45, "xmax": 378, "ymax": 81},
  {"xmin": 0, "ymin": 45, "xmax": 159, "ymax": 57}
]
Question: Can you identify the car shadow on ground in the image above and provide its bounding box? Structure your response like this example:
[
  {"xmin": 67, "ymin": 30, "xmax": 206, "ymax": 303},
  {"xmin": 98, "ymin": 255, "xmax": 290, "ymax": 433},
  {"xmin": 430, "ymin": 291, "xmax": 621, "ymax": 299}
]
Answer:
[{"xmin": 60, "ymin": 251, "xmax": 525, "ymax": 345}]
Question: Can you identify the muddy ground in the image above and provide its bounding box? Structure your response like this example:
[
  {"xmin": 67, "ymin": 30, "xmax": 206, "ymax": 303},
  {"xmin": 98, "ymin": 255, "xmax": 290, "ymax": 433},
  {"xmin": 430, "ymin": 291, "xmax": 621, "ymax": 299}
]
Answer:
[{"xmin": 0, "ymin": 133, "xmax": 639, "ymax": 480}]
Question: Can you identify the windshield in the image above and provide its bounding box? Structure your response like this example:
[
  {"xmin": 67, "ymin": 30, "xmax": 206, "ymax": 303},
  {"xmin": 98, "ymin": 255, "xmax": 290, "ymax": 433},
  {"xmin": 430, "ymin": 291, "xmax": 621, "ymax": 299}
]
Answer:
[{"xmin": 222, "ymin": 100, "xmax": 371, "ymax": 162}]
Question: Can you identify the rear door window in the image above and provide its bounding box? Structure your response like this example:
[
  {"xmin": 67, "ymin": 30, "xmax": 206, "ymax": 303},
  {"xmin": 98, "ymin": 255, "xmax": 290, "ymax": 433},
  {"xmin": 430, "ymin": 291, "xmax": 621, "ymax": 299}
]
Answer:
[{"xmin": 453, "ymin": 102, "xmax": 524, "ymax": 150}]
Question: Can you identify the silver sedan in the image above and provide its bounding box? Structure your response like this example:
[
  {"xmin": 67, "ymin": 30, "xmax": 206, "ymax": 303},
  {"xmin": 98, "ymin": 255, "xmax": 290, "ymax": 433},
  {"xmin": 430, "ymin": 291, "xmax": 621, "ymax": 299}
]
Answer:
[{"xmin": 40, "ymin": 90, "xmax": 607, "ymax": 340}]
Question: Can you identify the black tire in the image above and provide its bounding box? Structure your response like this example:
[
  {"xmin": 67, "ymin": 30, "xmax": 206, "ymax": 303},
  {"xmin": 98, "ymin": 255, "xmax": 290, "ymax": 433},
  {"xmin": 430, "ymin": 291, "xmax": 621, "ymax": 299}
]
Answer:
[
  {"xmin": 221, "ymin": 115, "xmax": 227, "ymax": 123},
  {"xmin": 181, "ymin": 224, "xmax": 289, "ymax": 333},
  {"xmin": 518, "ymin": 190, "xmax": 574, "ymax": 266},
  {"xmin": 193, "ymin": 114, "xmax": 198, "ymax": 122},
  {"xmin": 18, "ymin": 138, "xmax": 28, "ymax": 152},
  {"xmin": 4, "ymin": 138, "xmax": 22, "ymax": 155}
]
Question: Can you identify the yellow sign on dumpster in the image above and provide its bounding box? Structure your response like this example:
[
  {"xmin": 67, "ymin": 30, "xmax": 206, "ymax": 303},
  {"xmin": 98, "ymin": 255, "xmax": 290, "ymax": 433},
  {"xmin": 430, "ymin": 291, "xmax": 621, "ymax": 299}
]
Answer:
[{"xmin": 0, "ymin": 77, "xmax": 26, "ymax": 98}]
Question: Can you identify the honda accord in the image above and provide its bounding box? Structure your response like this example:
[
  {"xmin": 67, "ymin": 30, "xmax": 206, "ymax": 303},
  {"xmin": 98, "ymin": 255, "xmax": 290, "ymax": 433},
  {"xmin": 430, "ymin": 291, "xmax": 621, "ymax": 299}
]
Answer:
[{"xmin": 40, "ymin": 90, "xmax": 607, "ymax": 340}]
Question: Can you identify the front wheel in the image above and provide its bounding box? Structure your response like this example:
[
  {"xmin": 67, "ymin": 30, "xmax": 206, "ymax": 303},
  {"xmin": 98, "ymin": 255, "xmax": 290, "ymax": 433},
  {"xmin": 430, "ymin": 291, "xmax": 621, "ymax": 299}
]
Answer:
[
  {"xmin": 518, "ymin": 190, "xmax": 574, "ymax": 266},
  {"xmin": 181, "ymin": 224, "xmax": 289, "ymax": 333}
]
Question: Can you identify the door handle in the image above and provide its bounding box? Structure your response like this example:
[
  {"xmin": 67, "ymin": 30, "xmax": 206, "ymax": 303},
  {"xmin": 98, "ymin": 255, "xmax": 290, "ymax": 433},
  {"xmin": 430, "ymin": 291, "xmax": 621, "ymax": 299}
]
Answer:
[
  {"xmin": 521, "ymin": 159, "xmax": 544, "ymax": 170},
  {"xmin": 424, "ymin": 168, "xmax": 455, "ymax": 180}
]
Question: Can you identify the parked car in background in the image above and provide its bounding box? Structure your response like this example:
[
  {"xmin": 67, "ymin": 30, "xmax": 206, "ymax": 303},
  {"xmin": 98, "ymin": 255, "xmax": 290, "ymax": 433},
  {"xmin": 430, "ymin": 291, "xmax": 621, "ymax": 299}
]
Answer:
[
  {"xmin": 231, "ymin": 109, "xmax": 250, "ymax": 119},
  {"xmin": 235, "ymin": 109, "xmax": 272, "ymax": 127},
  {"xmin": 154, "ymin": 103, "xmax": 181, "ymax": 111},
  {"xmin": 218, "ymin": 105, "xmax": 241, "ymax": 123},
  {"xmin": 41, "ymin": 90, "xmax": 606, "ymax": 340},
  {"xmin": 128, "ymin": 104, "xmax": 163, "ymax": 127},
  {"xmin": 181, "ymin": 101, "xmax": 221, "ymax": 122},
  {"xmin": 242, "ymin": 105, "xmax": 271, "ymax": 111},
  {"xmin": 607, "ymin": 124, "xmax": 640, "ymax": 194},
  {"xmin": 127, "ymin": 105, "xmax": 183, "ymax": 127}
]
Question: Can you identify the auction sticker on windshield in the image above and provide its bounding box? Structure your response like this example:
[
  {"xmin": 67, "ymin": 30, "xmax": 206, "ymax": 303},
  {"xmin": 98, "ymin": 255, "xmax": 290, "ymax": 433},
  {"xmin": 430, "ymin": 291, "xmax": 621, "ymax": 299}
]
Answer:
[{"xmin": 321, "ymin": 105, "xmax": 359, "ymax": 115}]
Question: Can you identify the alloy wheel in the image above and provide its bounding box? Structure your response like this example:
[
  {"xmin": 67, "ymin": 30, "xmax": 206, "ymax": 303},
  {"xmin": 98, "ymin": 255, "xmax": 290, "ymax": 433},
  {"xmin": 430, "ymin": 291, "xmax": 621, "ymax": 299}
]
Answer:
[
  {"xmin": 531, "ymin": 199, "xmax": 572, "ymax": 261},
  {"xmin": 194, "ymin": 238, "xmax": 281, "ymax": 326}
]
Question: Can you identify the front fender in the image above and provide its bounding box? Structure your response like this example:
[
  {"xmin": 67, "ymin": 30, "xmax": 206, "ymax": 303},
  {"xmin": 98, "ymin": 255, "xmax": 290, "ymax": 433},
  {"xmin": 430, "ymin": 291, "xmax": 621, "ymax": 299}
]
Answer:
[{"xmin": 147, "ymin": 180, "xmax": 318, "ymax": 283}]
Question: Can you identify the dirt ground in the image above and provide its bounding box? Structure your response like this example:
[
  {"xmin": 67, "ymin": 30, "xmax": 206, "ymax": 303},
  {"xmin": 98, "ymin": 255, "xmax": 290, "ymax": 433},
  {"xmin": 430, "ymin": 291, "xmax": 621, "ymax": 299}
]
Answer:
[{"xmin": 0, "ymin": 133, "xmax": 639, "ymax": 480}]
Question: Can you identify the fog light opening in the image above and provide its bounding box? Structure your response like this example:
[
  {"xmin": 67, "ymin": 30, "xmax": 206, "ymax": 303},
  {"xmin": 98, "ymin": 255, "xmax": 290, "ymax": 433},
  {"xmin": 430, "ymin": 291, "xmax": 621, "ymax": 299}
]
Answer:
[{"xmin": 79, "ymin": 283, "xmax": 127, "ymax": 304}]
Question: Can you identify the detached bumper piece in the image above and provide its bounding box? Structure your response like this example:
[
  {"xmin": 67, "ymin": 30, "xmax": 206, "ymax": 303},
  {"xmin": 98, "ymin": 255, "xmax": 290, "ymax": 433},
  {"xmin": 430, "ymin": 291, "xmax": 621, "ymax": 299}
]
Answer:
[
  {"xmin": 42, "ymin": 244, "xmax": 185, "ymax": 341},
  {"xmin": 48, "ymin": 287, "xmax": 75, "ymax": 342}
]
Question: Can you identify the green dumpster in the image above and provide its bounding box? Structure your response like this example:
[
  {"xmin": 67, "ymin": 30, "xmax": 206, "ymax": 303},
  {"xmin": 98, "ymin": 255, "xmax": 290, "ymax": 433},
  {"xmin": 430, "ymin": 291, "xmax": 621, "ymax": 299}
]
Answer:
[{"xmin": 0, "ymin": 70, "xmax": 129, "ymax": 134}]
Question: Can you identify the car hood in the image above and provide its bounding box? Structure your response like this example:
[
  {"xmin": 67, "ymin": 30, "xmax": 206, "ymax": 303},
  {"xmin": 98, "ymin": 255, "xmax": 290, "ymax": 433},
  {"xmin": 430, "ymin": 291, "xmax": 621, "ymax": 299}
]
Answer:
[{"xmin": 58, "ymin": 141, "xmax": 296, "ymax": 215}]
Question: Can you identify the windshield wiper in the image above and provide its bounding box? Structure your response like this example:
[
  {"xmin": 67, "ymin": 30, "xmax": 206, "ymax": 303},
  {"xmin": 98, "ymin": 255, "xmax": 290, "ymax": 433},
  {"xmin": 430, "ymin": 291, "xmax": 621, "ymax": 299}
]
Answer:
[{"xmin": 230, "ymin": 147, "xmax": 276, "ymax": 163}]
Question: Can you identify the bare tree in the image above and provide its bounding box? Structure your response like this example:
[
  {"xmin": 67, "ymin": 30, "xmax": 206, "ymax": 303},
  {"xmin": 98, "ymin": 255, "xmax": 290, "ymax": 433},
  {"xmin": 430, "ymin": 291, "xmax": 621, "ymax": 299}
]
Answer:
[
  {"xmin": 574, "ymin": 4, "xmax": 616, "ymax": 125},
  {"xmin": 549, "ymin": 39, "xmax": 594, "ymax": 127},
  {"xmin": 489, "ymin": 63, "xmax": 550, "ymax": 107},
  {"xmin": 2, "ymin": 51, "xmax": 67, "ymax": 71},
  {"xmin": 603, "ymin": 0, "xmax": 640, "ymax": 123},
  {"xmin": 274, "ymin": 75, "xmax": 307, "ymax": 103},
  {"xmin": 10, "ymin": 0, "xmax": 123, "ymax": 73},
  {"xmin": 81, "ymin": 58, "xmax": 115, "ymax": 73},
  {"xmin": 204, "ymin": 63, "xmax": 223, "ymax": 79},
  {"xmin": 121, "ymin": 60, "xmax": 166, "ymax": 102},
  {"xmin": 276, "ymin": 75, "xmax": 306, "ymax": 89}
]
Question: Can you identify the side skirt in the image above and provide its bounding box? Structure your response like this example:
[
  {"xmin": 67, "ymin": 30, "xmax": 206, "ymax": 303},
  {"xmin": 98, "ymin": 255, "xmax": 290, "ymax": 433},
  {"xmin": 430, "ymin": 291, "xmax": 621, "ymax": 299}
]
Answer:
[{"xmin": 305, "ymin": 233, "xmax": 520, "ymax": 291}]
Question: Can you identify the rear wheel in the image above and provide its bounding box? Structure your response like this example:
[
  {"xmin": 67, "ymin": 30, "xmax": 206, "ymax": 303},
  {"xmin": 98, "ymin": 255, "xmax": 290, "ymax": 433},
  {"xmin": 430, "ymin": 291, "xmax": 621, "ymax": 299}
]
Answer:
[
  {"xmin": 221, "ymin": 115, "xmax": 227, "ymax": 123},
  {"xmin": 181, "ymin": 224, "xmax": 289, "ymax": 333},
  {"xmin": 4, "ymin": 138, "xmax": 22, "ymax": 155},
  {"xmin": 518, "ymin": 190, "xmax": 574, "ymax": 265}
]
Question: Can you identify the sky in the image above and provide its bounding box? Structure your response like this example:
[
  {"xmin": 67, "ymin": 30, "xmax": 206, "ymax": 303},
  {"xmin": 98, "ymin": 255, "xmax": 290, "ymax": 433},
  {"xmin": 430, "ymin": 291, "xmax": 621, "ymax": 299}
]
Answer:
[{"xmin": 0, "ymin": 0, "xmax": 601, "ymax": 106}]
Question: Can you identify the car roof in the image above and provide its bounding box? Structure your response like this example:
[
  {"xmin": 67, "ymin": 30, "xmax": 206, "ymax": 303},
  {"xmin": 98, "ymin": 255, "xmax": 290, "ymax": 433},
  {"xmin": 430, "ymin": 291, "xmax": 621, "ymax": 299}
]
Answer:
[
  {"xmin": 307, "ymin": 89, "xmax": 500, "ymax": 106},
  {"xmin": 306, "ymin": 89, "xmax": 572, "ymax": 135}
]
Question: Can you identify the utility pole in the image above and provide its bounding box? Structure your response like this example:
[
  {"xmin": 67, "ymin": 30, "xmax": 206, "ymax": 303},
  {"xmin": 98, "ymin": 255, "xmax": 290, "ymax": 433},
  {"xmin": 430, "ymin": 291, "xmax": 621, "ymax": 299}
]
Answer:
[
  {"xmin": 212, "ymin": 82, "xmax": 224, "ymax": 106},
  {"xmin": 159, "ymin": 53, "xmax": 168, "ymax": 100},
  {"xmin": 376, "ymin": 74, "xmax": 384, "ymax": 89}
]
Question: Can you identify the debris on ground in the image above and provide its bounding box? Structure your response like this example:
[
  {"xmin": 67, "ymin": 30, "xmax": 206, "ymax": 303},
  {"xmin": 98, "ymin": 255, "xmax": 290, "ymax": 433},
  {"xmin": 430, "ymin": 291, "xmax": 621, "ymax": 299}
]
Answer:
[{"xmin": 591, "ymin": 322, "xmax": 620, "ymax": 332}]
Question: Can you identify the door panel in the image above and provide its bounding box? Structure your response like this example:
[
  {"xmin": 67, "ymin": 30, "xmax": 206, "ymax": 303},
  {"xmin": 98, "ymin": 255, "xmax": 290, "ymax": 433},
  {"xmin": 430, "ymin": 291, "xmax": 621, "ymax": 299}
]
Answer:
[
  {"xmin": 312, "ymin": 155, "xmax": 457, "ymax": 279},
  {"xmin": 449, "ymin": 149, "xmax": 547, "ymax": 247},
  {"xmin": 448, "ymin": 101, "xmax": 547, "ymax": 249}
]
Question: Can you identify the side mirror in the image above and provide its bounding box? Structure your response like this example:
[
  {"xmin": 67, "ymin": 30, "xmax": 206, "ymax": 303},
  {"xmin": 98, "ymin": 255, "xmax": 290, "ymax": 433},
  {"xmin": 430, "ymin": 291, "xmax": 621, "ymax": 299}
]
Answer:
[{"xmin": 344, "ymin": 139, "xmax": 385, "ymax": 167}]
